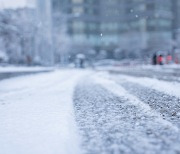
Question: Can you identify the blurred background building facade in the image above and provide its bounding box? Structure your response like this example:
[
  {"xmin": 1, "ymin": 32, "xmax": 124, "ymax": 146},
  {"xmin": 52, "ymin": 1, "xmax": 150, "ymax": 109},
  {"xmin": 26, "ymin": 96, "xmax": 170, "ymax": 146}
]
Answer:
[
  {"xmin": 48, "ymin": 0, "xmax": 180, "ymax": 60},
  {"xmin": 1, "ymin": 0, "xmax": 180, "ymax": 65},
  {"xmin": 36, "ymin": 0, "xmax": 54, "ymax": 65}
]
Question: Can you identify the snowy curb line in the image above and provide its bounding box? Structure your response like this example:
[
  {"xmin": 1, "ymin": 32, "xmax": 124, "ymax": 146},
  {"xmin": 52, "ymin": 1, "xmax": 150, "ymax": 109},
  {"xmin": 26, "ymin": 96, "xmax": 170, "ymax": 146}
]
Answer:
[
  {"xmin": 112, "ymin": 74, "xmax": 180, "ymax": 99},
  {"xmin": 0, "ymin": 70, "xmax": 53, "ymax": 80}
]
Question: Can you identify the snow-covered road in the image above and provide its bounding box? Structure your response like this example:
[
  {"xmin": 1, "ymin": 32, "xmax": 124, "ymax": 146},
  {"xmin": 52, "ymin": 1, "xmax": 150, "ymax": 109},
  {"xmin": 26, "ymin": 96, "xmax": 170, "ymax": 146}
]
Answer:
[
  {"xmin": 107, "ymin": 65, "xmax": 180, "ymax": 83},
  {"xmin": 0, "ymin": 69, "xmax": 180, "ymax": 154},
  {"xmin": 0, "ymin": 70, "xmax": 88, "ymax": 154},
  {"xmin": 74, "ymin": 72, "xmax": 180, "ymax": 154}
]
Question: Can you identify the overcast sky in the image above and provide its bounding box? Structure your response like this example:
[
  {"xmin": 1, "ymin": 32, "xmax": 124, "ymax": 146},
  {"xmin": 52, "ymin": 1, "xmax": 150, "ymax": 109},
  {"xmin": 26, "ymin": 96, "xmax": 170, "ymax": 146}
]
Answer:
[{"xmin": 0, "ymin": 0, "xmax": 35, "ymax": 9}]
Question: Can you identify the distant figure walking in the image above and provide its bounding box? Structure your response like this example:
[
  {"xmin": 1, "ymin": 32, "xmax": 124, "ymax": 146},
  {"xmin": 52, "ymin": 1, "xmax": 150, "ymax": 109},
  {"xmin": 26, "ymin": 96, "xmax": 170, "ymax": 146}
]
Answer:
[
  {"xmin": 26, "ymin": 55, "xmax": 32, "ymax": 66},
  {"xmin": 75, "ymin": 54, "xmax": 86, "ymax": 68},
  {"xmin": 152, "ymin": 53, "xmax": 157, "ymax": 65},
  {"xmin": 166, "ymin": 54, "xmax": 172, "ymax": 64},
  {"xmin": 158, "ymin": 54, "xmax": 164, "ymax": 65}
]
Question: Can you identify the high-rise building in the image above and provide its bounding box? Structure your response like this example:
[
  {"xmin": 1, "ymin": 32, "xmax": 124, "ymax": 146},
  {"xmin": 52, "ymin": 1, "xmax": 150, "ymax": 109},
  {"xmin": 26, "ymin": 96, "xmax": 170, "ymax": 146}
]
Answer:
[
  {"xmin": 51, "ymin": 0, "xmax": 127, "ymax": 57},
  {"xmin": 171, "ymin": 0, "xmax": 180, "ymax": 60},
  {"xmin": 51, "ymin": 0, "xmax": 100, "ymax": 53},
  {"xmin": 145, "ymin": 0, "xmax": 173, "ymax": 53},
  {"xmin": 38, "ymin": 0, "xmax": 178, "ymax": 60}
]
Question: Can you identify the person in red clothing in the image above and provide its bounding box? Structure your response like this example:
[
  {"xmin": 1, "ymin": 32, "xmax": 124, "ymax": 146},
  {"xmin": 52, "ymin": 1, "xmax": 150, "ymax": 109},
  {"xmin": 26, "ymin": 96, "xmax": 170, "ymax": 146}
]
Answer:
[
  {"xmin": 166, "ymin": 54, "xmax": 172, "ymax": 64},
  {"xmin": 157, "ymin": 54, "xmax": 164, "ymax": 65}
]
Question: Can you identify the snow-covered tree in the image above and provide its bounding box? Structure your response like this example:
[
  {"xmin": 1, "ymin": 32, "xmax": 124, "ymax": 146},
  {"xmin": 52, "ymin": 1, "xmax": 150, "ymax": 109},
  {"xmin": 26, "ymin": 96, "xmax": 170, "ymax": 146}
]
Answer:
[{"xmin": 0, "ymin": 8, "xmax": 37, "ymax": 65}]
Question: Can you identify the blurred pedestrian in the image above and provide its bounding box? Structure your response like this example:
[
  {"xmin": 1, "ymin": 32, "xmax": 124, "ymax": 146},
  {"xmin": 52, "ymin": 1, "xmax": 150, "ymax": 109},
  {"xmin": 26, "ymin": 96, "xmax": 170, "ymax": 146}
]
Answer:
[
  {"xmin": 175, "ymin": 53, "xmax": 179, "ymax": 64},
  {"xmin": 75, "ymin": 54, "xmax": 86, "ymax": 68},
  {"xmin": 152, "ymin": 53, "xmax": 157, "ymax": 65},
  {"xmin": 26, "ymin": 55, "xmax": 32, "ymax": 66},
  {"xmin": 166, "ymin": 53, "xmax": 172, "ymax": 64},
  {"xmin": 157, "ymin": 54, "xmax": 164, "ymax": 65}
]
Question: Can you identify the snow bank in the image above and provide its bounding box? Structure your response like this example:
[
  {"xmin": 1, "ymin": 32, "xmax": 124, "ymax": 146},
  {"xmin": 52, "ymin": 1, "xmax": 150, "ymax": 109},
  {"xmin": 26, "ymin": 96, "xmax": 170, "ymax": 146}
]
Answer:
[
  {"xmin": 96, "ymin": 64, "xmax": 180, "ymax": 74},
  {"xmin": 0, "ymin": 70, "xmax": 89, "ymax": 154},
  {"xmin": 0, "ymin": 66, "xmax": 54, "ymax": 73},
  {"xmin": 141, "ymin": 64, "xmax": 180, "ymax": 70},
  {"xmin": 112, "ymin": 74, "xmax": 180, "ymax": 98}
]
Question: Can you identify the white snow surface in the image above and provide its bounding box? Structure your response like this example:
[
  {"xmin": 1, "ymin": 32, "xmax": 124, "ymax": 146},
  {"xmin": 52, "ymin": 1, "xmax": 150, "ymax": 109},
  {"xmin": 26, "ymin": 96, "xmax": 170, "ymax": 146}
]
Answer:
[
  {"xmin": 0, "ymin": 70, "xmax": 90, "ymax": 154},
  {"xmin": 93, "ymin": 73, "xmax": 179, "ymax": 131},
  {"xmin": 96, "ymin": 64, "xmax": 180, "ymax": 74},
  {"xmin": 0, "ymin": 66, "xmax": 53, "ymax": 73},
  {"xmin": 113, "ymin": 74, "xmax": 180, "ymax": 98},
  {"xmin": 95, "ymin": 71, "xmax": 180, "ymax": 98}
]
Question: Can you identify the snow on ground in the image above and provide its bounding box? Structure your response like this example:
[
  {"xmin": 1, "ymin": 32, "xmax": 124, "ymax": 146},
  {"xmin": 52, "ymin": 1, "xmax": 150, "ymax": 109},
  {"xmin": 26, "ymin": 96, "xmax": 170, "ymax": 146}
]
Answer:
[
  {"xmin": 96, "ymin": 64, "xmax": 180, "ymax": 74},
  {"xmin": 0, "ymin": 66, "xmax": 53, "ymax": 73},
  {"xmin": 0, "ymin": 69, "xmax": 90, "ymax": 154},
  {"xmin": 93, "ymin": 74, "xmax": 178, "ymax": 130},
  {"xmin": 1, "ymin": 68, "xmax": 180, "ymax": 154},
  {"xmin": 109, "ymin": 74, "xmax": 180, "ymax": 98},
  {"xmin": 140, "ymin": 64, "xmax": 180, "ymax": 70},
  {"xmin": 97, "ymin": 72, "xmax": 180, "ymax": 126},
  {"xmin": 74, "ymin": 73, "xmax": 180, "ymax": 154}
]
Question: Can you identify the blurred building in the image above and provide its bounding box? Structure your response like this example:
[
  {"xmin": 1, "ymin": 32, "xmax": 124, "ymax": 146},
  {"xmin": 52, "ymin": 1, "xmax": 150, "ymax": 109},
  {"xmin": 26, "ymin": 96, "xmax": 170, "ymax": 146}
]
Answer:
[
  {"xmin": 51, "ymin": 0, "xmax": 100, "ymax": 57},
  {"xmin": 123, "ymin": 0, "xmax": 173, "ymax": 56},
  {"xmin": 36, "ymin": 0, "xmax": 54, "ymax": 65},
  {"xmin": 51, "ymin": 0, "xmax": 127, "ymax": 58},
  {"xmin": 37, "ymin": 0, "xmax": 180, "ymax": 61}
]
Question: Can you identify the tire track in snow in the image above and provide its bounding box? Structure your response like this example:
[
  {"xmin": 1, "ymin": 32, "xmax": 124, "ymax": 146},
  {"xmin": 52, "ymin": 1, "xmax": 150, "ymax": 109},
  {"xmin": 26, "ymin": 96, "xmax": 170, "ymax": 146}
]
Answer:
[
  {"xmin": 110, "ymin": 75, "xmax": 180, "ymax": 129},
  {"xmin": 74, "ymin": 76, "xmax": 180, "ymax": 154},
  {"xmin": 109, "ymin": 69, "xmax": 180, "ymax": 83}
]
